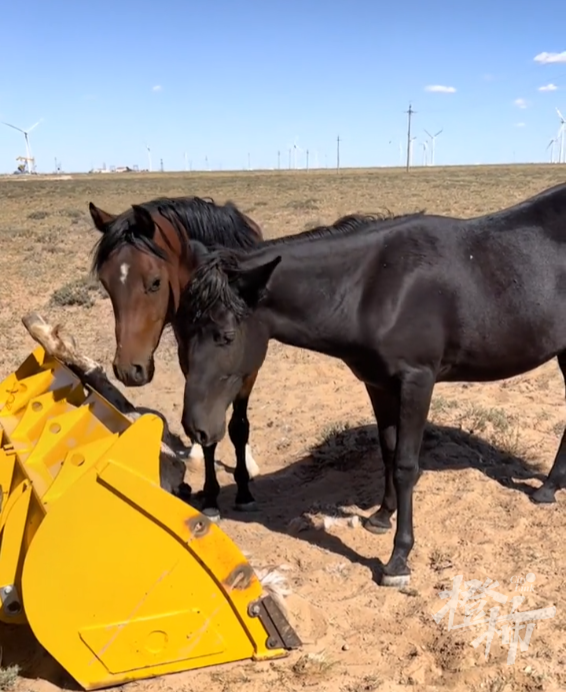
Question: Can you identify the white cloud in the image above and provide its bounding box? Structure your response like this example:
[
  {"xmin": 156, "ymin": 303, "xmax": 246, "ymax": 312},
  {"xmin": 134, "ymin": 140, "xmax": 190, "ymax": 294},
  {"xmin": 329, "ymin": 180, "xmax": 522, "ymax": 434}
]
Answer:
[
  {"xmin": 424, "ymin": 85, "xmax": 456, "ymax": 93},
  {"xmin": 152, "ymin": 85, "xmax": 162, "ymax": 92},
  {"xmin": 538, "ymin": 83, "xmax": 558, "ymax": 92},
  {"xmin": 514, "ymin": 98, "xmax": 527, "ymax": 109},
  {"xmin": 534, "ymin": 51, "xmax": 566, "ymax": 65},
  {"xmin": 515, "ymin": 122, "xmax": 526, "ymax": 127}
]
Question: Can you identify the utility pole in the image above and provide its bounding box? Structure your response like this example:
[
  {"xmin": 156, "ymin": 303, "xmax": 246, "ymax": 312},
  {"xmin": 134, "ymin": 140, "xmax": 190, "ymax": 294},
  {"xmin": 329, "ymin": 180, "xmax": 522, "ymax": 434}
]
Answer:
[
  {"xmin": 277, "ymin": 150, "xmax": 280, "ymax": 169},
  {"xmin": 247, "ymin": 152, "xmax": 251, "ymax": 170},
  {"xmin": 336, "ymin": 135, "xmax": 341, "ymax": 169},
  {"xmin": 288, "ymin": 148, "xmax": 291, "ymax": 169},
  {"xmin": 405, "ymin": 103, "xmax": 415, "ymax": 172},
  {"xmin": 306, "ymin": 149, "xmax": 309, "ymax": 170}
]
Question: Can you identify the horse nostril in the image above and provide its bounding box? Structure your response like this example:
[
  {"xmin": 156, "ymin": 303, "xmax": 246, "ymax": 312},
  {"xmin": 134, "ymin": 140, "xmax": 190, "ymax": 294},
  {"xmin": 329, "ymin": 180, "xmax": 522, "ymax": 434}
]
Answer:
[
  {"xmin": 195, "ymin": 429, "xmax": 209, "ymax": 446},
  {"xmin": 132, "ymin": 364, "xmax": 145, "ymax": 382}
]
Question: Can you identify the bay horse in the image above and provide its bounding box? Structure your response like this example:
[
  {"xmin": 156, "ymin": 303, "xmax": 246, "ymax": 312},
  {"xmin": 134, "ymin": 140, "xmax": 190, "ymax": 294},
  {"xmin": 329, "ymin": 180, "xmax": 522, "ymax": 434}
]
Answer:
[
  {"xmin": 88, "ymin": 195, "xmax": 264, "ymax": 518},
  {"xmin": 177, "ymin": 181, "xmax": 566, "ymax": 587}
]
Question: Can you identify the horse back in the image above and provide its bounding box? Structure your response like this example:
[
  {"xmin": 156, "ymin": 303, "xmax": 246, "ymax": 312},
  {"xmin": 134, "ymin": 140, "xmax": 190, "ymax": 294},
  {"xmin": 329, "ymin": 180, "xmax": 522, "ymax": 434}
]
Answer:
[{"xmin": 356, "ymin": 214, "xmax": 566, "ymax": 382}]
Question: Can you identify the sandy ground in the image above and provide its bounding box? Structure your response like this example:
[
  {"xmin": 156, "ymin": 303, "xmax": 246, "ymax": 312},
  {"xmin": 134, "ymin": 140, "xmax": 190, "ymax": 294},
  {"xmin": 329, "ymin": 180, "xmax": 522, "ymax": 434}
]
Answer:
[{"xmin": 2, "ymin": 166, "xmax": 566, "ymax": 692}]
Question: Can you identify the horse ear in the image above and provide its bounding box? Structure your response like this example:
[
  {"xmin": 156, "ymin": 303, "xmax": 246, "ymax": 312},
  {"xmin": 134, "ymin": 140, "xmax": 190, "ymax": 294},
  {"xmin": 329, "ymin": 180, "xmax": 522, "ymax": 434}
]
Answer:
[
  {"xmin": 131, "ymin": 204, "xmax": 155, "ymax": 238},
  {"xmin": 89, "ymin": 202, "xmax": 116, "ymax": 233},
  {"xmin": 230, "ymin": 256, "xmax": 282, "ymax": 306}
]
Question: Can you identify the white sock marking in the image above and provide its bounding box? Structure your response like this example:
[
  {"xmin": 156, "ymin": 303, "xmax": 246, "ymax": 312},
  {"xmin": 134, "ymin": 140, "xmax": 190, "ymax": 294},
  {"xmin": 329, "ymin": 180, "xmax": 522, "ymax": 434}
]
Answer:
[{"xmin": 189, "ymin": 442, "xmax": 204, "ymax": 459}]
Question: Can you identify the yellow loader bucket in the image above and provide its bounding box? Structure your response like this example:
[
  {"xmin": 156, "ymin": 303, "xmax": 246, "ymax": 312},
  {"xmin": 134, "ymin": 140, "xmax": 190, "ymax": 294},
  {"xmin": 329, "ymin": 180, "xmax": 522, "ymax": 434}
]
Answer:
[{"xmin": 0, "ymin": 346, "xmax": 300, "ymax": 690}]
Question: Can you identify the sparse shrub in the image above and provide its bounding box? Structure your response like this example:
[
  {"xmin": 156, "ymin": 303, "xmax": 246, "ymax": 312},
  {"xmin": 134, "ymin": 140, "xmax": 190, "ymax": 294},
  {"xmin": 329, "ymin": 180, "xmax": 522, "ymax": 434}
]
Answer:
[
  {"xmin": 303, "ymin": 218, "xmax": 323, "ymax": 231},
  {"xmin": 50, "ymin": 275, "xmax": 107, "ymax": 308},
  {"xmin": 286, "ymin": 198, "xmax": 320, "ymax": 212},
  {"xmin": 59, "ymin": 209, "xmax": 83, "ymax": 219},
  {"xmin": 27, "ymin": 210, "xmax": 50, "ymax": 220}
]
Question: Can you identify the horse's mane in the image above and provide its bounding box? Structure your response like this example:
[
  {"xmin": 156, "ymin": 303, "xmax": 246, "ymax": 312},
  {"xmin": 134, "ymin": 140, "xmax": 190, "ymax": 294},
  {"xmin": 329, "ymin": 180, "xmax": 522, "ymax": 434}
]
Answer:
[
  {"xmin": 181, "ymin": 209, "xmax": 426, "ymax": 325},
  {"xmin": 91, "ymin": 196, "xmax": 260, "ymax": 274},
  {"xmin": 263, "ymin": 209, "xmax": 425, "ymax": 246},
  {"xmin": 180, "ymin": 250, "xmax": 251, "ymax": 325}
]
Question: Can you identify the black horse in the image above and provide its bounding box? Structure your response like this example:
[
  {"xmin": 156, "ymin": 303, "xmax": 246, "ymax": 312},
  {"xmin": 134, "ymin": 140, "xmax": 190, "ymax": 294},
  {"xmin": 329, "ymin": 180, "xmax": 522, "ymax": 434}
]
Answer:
[{"xmin": 177, "ymin": 182, "xmax": 566, "ymax": 587}]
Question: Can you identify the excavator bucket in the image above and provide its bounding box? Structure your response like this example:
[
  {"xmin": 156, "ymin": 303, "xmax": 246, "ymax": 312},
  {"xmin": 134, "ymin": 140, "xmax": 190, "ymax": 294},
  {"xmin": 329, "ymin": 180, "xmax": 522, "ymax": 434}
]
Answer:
[{"xmin": 0, "ymin": 346, "xmax": 301, "ymax": 690}]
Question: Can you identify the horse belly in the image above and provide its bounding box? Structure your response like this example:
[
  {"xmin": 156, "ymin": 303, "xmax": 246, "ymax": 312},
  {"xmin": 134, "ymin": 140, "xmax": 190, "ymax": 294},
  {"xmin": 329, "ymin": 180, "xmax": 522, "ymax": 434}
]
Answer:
[{"xmin": 441, "ymin": 304, "xmax": 566, "ymax": 383}]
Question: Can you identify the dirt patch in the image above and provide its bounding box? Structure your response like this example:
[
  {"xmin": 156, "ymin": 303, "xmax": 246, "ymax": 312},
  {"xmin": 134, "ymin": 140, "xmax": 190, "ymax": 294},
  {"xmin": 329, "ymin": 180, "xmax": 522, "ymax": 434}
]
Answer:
[{"xmin": 1, "ymin": 166, "xmax": 566, "ymax": 692}]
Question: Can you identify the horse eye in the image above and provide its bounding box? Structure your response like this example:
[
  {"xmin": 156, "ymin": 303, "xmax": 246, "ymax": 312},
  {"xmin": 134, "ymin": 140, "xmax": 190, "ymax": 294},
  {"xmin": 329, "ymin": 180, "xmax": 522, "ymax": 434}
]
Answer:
[
  {"xmin": 214, "ymin": 330, "xmax": 235, "ymax": 345},
  {"xmin": 148, "ymin": 278, "xmax": 161, "ymax": 293}
]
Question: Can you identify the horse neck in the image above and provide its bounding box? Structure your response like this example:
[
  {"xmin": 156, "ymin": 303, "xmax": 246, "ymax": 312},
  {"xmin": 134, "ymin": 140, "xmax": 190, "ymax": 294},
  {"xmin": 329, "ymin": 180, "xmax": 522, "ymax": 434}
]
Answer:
[{"xmin": 250, "ymin": 240, "xmax": 364, "ymax": 356}]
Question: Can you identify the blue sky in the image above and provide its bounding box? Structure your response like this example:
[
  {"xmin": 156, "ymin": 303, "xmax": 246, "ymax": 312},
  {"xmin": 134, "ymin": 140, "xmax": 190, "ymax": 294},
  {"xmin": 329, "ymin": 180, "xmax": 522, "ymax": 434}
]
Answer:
[{"xmin": 1, "ymin": 0, "xmax": 566, "ymax": 173}]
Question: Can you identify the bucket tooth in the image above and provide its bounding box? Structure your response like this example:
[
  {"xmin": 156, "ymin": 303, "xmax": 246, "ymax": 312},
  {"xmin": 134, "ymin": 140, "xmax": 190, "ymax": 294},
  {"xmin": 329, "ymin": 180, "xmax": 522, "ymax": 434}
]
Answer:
[{"xmin": 0, "ymin": 345, "xmax": 301, "ymax": 689}]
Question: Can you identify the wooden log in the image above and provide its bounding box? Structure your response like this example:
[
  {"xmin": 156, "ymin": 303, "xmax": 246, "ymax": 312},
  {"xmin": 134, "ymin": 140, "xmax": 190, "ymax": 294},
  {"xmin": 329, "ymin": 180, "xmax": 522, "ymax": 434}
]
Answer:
[{"xmin": 20, "ymin": 311, "xmax": 190, "ymax": 497}]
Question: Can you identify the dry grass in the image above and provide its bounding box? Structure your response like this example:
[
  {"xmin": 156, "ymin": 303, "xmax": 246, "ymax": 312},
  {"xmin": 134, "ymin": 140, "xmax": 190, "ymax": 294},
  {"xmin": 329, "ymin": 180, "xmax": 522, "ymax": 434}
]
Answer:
[{"xmin": 2, "ymin": 164, "xmax": 566, "ymax": 692}]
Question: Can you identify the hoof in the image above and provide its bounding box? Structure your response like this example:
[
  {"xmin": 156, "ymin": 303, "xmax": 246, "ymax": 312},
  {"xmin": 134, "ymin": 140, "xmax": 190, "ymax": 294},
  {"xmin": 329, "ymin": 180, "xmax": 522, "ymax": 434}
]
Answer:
[
  {"xmin": 234, "ymin": 500, "xmax": 259, "ymax": 512},
  {"xmin": 363, "ymin": 515, "xmax": 391, "ymax": 535},
  {"xmin": 379, "ymin": 572, "xmax": 411, "ymax": 588},
  {"xmin": 530, "ymin": 485, "xmax": 557, "ymax": 504},
  {"xmin": 202, "ymin": 507, "xmax": 221, "ymax": 523},
  {"xmin": 177, "ymin": 482, "xmax": 192, "ymax": 501}
]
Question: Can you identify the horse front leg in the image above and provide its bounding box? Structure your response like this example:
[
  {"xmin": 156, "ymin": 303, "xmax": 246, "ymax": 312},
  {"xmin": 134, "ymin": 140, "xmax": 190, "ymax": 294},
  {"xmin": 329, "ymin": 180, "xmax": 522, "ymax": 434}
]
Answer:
[
  {"xmin": 381, "ymin": 368, "xmax": 434, "ymax": 587},
  {"xmin": 200, "ymin": 443, "xmax": 221, "ymax": 521},
  {"xmin": 229, "ymin": 372, "xmax": 260, "ymax": 511}
]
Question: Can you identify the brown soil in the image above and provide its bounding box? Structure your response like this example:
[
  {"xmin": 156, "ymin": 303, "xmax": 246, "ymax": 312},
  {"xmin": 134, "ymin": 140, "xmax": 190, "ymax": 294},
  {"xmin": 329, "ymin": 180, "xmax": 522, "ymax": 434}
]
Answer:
[{"xmin": 2, "ymin": 165, "xmax": 566, "ymax": 692}]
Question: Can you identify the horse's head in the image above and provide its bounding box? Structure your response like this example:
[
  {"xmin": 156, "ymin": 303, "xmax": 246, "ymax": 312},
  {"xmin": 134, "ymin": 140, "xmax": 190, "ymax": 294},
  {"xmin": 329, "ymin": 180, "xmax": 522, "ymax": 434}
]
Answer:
[
  {"xmin": 177, "ymin": 243, "xmax": 281, "ymax": 446},
  {"xmin": 89, "ymin": 202, "xmax": 187, "ymax": 387}
]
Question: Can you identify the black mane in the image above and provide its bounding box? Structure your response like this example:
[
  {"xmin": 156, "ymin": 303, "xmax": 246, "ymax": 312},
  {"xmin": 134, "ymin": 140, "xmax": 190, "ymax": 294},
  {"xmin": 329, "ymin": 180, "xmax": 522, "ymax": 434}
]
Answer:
[
  {"xmin": 264, "ymin": 210, "xmax": 425, "ymax": 247},
  {"xmin": 180, "ymin": 250, "xmax": 251, "ymax": 326},
  {"xmin": 91, "ymin": 195, "xmax": 260, "ymax": 274}
]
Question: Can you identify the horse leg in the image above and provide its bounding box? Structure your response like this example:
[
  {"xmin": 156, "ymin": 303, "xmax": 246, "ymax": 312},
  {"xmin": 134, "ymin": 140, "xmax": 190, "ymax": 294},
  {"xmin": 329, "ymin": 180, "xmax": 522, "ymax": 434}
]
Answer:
[
  {"xmin": 188, "ymin": 410, "xmax": 259, "ymax": 481},
  {"xmin": 200, "ymin": 443, "xmax": 221, "ymax": 521},
  {"xmin": 189, "ymin": 441, "xmax": 205, "ymax": 460},
  {"xmin": 381, "ymin": 368, "xmax": 434, "ymax": 587},
  {"xmin": 229, "ymin": 373, "xmax": 259, "ymax": 512},
  {"xmin": 363, "ymin": 386, "xmax": 398, "ymax": 534},
  {"xmin": 531, "ymin": 352, "xmax": 566, "ymax": 503}
]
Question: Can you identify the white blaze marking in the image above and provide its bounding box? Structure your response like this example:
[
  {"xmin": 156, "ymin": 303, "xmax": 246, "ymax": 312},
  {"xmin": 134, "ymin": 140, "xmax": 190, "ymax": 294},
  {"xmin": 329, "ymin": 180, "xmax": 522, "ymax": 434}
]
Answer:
[{"xmin": 119, "ymin": 262, "xmax": 130, "ymax": 285}]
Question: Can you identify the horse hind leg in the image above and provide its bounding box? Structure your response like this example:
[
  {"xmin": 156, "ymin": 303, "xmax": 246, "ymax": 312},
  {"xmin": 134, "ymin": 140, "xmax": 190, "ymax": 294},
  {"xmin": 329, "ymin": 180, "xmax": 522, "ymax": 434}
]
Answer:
[
  {"xmin": 363, "ymin": 386, "xmax": 399, "ymax": 534},
  {"xmin": 531, "ymin": 352, "xmax": 566, "ymax": 504}
]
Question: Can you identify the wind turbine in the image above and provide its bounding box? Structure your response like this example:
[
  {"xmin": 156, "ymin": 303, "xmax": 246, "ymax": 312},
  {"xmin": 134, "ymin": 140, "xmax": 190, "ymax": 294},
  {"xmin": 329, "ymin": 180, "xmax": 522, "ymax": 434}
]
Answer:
[
  {"xmin": 144, "ymin": 143, "xmax": 152, "ymax": 171},
  {"xmin": 287, "ymin": 137, "xmax": 303, "ymax": 169},
  {"xmin": 547, "ymin": 138, "xmax": 557, "ymax": 164},
  {"xmin": 293, "ymin": 138, "xmax": 304, "ymax": 169},
  {"xmin": 312, "ymin": 149, "xmax": 319, "ymax": 169},
  {"xmin": 421, "ymin": 140, "xmax": 428, "ymax": 166},
  {"xmin": 1, "ymin": 119, "xmax": 42, "ymax": 173},
  {"xmin": 408, "ymin": 136, "xmax": 417, "ymax": 167},
  {"xmin": 556, "ymin": 109, "xmax": 565, "ymax": 164},
  {"xmin": 424, "ymin": 128, "xmax": 443, "ymax": 166}
]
